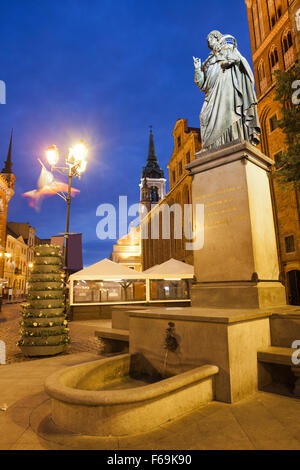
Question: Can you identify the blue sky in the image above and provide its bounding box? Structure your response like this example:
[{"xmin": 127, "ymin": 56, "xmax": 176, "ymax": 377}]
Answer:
[{"xmin": 0, "ymin": 0, "xmax": 252, "ymax": 266}]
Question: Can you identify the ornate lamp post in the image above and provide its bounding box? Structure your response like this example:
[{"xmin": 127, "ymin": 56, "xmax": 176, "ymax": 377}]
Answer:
[{"xmin": 45, "ymin": 140, "xmax": 88, "ymax": 275}]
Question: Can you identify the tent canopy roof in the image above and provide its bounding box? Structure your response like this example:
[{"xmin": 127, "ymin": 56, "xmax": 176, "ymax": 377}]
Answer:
[
  {"xmin": 143, "ymin": 264, "xmax": 159, "ymax": 274},
  {"xmin": 70, "ymin": 257, "xmax": 194, "ymax": 281},
  {"xmin": 143, "ymin": 258, "xmax": 194, "ymax": 279},
  {"xmin": 70, "ymin": 258, "xmax": 143, "ymax": 280}
]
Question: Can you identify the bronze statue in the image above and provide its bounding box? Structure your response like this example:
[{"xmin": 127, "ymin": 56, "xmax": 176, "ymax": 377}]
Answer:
[{"xmin": 193, "ymin": 30, "xmax": 261, "ymax": 151}]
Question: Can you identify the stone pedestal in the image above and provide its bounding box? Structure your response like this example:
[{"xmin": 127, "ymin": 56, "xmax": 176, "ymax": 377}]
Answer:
[{"xmin": 187, "ymin": 141, "xmax": 286, "ymax": 309}]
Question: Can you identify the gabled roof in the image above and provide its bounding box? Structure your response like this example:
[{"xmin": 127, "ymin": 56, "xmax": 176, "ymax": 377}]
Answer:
[
  {"xmin": 6, "ymin": 226, "xmax": 26, "ymax": 245},
  {"xmin": 143, "ymin": 264, "xmax": 159, "ymax": 274},
  {"xmin": 143, "ymin": 258, "xmax": 194, "ymax": 279},
  {"xmin": 6, "ymin": 225, "xmax": 19, "ymax": 239},
  {"xmin": 70, "ymin": 258, "xmax": 143, "ymax": 280}
]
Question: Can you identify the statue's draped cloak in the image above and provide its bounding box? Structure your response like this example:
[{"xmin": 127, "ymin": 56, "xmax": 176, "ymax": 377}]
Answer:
[{"xmin": 195, "ymin": 45, "xmax": 261, "ymax": 150}]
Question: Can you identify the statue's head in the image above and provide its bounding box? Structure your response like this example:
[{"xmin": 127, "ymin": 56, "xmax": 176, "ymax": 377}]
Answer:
[{"xmin": 207, "ymin": 30, "xmax": 223, "ymax": 51}]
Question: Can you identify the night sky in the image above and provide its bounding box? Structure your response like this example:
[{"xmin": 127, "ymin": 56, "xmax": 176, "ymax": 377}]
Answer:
[{"xmin": 0, "ymin": 0, "xmax": 252, "ymax": 267}]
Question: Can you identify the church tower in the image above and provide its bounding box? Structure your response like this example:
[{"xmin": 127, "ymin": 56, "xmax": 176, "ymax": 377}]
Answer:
[
  {"xmin": 139, "ymin": 127, "xmax": 166, "ymax": 208},
  {"xmin": 0, "ymin": 130, "xmax": 15, "ymax": 279}
]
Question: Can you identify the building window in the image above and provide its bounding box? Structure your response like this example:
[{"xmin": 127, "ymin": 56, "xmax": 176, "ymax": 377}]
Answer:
[
  {"xmin": 177, "ymin": 136, "xmax": 181, "ymax": 148},
  {"xmin": 258, "ymin": 60, "xmax": 267, "ymax": 93},
  {"xmin": 285, "ymin": 235, "xmax": 296, "ymax": 253},
  {"xmin": 282, "ymin": 31, "xmax": 293, "ymax": 53},
  {"xmin": 252, "ymin": 1, "xmax": 261, "ymax": 48},
  {"xmin": 271, "ymin": 15, "xmax": 276, "ymax": 27},
  {"xmin": 282, "ymin": 30, "xmax": 294, "ymax": 69},
  {"xmin": 269, "ymin": 114, "xmax": 279, "ymax": 132},
  {"xmin": 277, "ymin": 6, "xmax": 282, "ymax": 18},
  {"xmin": 150, "ymin": 186, "xmax": 159, "ymax": 203},
  {"xmin": 179, "ymin": 161, "xmax": 183, "ymax": 176},
  {"xmin": 186, "ymin": 152, "xmax": 190, "ymax": 164},
  {"xmin": 172, "ymin": 170, "xmax": 176, "ymax": 183},
  {"xmin": 270, "ymin": 48, "xmax": 279, "ymax": 68}
]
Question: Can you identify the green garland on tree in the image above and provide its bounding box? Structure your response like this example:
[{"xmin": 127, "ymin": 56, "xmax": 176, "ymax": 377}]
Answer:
[{"xmin": 18, "ymin": 244, "xmax": 70, "ymax": 356}]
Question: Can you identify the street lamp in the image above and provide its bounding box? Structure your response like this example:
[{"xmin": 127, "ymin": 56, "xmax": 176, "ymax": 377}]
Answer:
[{"xmin": 45, "ymin": 140, "xmax": 88, "ymax": 275}]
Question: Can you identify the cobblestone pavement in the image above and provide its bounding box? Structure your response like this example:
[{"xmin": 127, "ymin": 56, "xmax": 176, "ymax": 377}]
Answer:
[{"xmin": 0, "ymin": 303, "xmax": 105, "ymax": 364}]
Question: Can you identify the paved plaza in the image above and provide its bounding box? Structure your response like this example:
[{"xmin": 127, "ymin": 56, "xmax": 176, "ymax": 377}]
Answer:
[
  {"xmin": 0, "ymin": 303, "xmax": 106, "ymax": 364},
  {"xmin": 1, "ymin": 303, "xmax": 300, "ymax": 450}
]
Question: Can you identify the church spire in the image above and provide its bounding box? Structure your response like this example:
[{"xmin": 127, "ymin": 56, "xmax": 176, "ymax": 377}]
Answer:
[
  {"xmin": 147, "ymin": 126, "xmax": 157, "ymax": 163},
  {"xmin": 142, "ymin": 127, "xmax": 164, "ymax": 179},
  {"xmin": 2, "ymin": 129, "xmax": 13, "ymax": 174}
]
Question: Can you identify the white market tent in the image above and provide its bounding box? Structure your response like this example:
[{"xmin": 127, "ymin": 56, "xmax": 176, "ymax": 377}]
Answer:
[
  {"xmin": 69, "ymin": 258, "xmax": 146, "ymax": 305},
  {"xmin": 143, "ymin": 258, "xmax": 194, "ymax": 279},
  {"xmin": 70, "ymin": 258, "xmax": 194, "ymax": 306},
  {"xmin": 142, "ymin": 264, "xmax": 159, "ymax": 274},
  {"xmin": 70, "ymin": 258, "xmax": 143, "ymax": 280},
  {"xmin": 143, "ymin": 258, "xmax": 193, "ymax": 303}
]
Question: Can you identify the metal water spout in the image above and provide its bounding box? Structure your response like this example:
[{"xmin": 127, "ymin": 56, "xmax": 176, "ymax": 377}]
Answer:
[{"xmin": 163, "ymin": 322, "xmax": 179, "ymax": 377}]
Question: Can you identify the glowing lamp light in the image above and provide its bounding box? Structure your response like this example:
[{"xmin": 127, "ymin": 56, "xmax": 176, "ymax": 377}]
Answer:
[
  {"xmin": 67, "ymin": 140, "xmax": 88, "ymax": 169},
  {"xmin": 4, "ymin": 252, "xmax": 11, "ymax": 259},
  {"xmin": 46, "ymin": 145, "xmax": 60, "ymax": 166},
  {"xmin": 28, "ymin": 263, "xmax": 33, "ymax": 268},
  {"xmin": 77, "ymin": 159, "xmax": 87, "ymax": 174}
]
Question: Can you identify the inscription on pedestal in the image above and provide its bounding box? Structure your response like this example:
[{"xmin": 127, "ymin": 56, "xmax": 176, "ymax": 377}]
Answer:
[{"xmin": 196, "ymin": 185, "xmax": 247, "ymax": 229}]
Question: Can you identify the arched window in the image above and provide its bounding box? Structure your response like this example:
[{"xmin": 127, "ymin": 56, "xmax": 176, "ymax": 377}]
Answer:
[
  {"xmin": 150, "ymin": 186, "xmax": 159, "ymax": 203},
  {"xmin": 271, "ymin": 15, "xmax": 276, "ymax": 27},
  {"xmin": 252, "ymin": 1, "xmax": 261, "ymax": 48},
  {"xmin": 277, "ymin": 6, "xmax": 282, "ymax": 19},
  {"xmin": 270, "ymin": 1, "xmax": 282, "ymax": 27},
  {"xmin": 269, "ymin": 46, "xmax": 279, "ymax": 78},
  {"xmin": 282, "ymin": 30, "xmax": 293, "ymax": 52},
  {"xmin": 282, "ymin": 30, "xmax": 294, "ymax": 69},
  {"xmin": 258, "ymin": 60, "xmax": 267, "ymax": 93}
]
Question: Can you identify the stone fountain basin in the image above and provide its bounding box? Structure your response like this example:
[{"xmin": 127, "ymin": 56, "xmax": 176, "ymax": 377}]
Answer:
[{"xmin": 45, "ymin": 354, "xmax": 219, "ymax": 437}]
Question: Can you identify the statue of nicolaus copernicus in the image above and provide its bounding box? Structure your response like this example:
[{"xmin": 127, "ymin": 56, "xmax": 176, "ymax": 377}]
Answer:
[{"xmin": 193, "ymin": 30, "xmax": 261, "ymax": 152}]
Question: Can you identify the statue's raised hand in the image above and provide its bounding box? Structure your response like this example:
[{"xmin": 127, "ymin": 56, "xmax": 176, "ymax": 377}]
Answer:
[{"xmin": 193, "ymin": 56, "xmax": 201, "ymax": 69}]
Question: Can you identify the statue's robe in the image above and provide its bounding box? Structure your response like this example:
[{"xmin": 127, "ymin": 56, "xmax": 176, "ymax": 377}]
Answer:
[{"xmin": 195, "ymin": 45, "xmax": 261, "ymax": 151}]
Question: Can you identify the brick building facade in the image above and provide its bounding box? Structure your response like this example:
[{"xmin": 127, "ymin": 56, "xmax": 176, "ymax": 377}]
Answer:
[
  {"xmin": 245, "ymin": 0, "xmax": 300, "ymax": 304},
  {"xmin": 140, "ymin": 121, "xmax": 201, "ymax": 270}
]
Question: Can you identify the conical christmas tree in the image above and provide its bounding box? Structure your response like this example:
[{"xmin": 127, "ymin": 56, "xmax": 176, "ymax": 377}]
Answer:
[{"xmin": 18, "ymin": 244, "xmax": 70, "ymax": 356}]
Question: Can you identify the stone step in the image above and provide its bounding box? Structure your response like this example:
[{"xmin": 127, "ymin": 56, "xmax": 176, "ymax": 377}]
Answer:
[
  {"xmin": 94, "ymin": 328, "xmax": 129, "ymax": 354},
  {"xmin": 258, "ymin": 346, "xmax": 299, "ymax": 366},
  {"xmin": 95, "ymin": 328, "xmax": 129, "ymax": 342},
  {"xmin": 270, "ymin": 309, "xmax": 300, "ymax": 348},
  {"xmin": 257, "ymin": 346, "xmax": 300, "ymax": 398}
]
